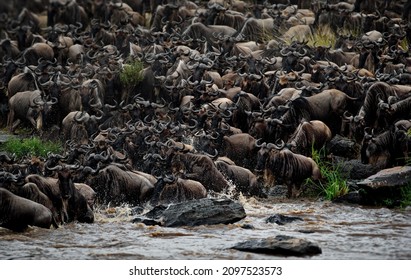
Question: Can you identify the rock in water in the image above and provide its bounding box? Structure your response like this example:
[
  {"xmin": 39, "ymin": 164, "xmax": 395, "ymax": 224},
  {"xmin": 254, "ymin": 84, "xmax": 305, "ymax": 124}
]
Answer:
[
  {"xmin": 357, "ymin": 166, "xmax": 411, "ymax": 188},
  {"xmin": 132, "ymin": 198, "xmax": 246, "ymax": 227},
  {"xmin": 265, "ymin": 214, "xmax": 303, "ymax": 225},
  {"xmin": 231, "ymin": 235, "xmax": 322, "ymax": 256},
  {"xmin": 339, "ymin": 159, "xmax": 382, "ymax": 180},
  {"xmin": 356, "ymin": 166, "xmax": 411, "ymax": 206}
]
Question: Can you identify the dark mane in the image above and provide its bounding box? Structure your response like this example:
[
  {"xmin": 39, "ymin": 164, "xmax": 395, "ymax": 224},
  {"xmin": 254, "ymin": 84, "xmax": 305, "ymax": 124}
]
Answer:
[{"xmin": 361, "ymin": 82, "xmax": 394, "ymax": 127}]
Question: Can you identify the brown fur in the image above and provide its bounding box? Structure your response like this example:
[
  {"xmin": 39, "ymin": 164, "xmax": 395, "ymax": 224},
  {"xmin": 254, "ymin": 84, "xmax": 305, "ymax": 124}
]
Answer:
[{"xmin": 0, "ymin": 188, "xmax": 52, "ymax": 231}]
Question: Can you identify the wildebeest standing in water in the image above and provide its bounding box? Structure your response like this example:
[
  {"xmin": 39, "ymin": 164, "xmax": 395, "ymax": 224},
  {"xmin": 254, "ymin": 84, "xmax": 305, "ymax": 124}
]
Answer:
[
  {"xmin": 0, "ymin": 188, "xmax": 53, "ymax": 231},
  {"xmin": 255, "ymin": 141, "xmax": 321, "ymax": 198},
  {"xmin": 57, "ymin": 168, "xmax": 94, "ymax": 223}
]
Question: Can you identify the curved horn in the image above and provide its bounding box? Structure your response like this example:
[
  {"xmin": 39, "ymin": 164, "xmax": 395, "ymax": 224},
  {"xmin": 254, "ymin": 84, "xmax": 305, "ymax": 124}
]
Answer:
[
  {"xmin": 74, "ymin": 111, "xmax": 89, "ymax": 123},
  {"xmin": 203, "ymin": 148, "xmax": 218, "ymax": 159}
]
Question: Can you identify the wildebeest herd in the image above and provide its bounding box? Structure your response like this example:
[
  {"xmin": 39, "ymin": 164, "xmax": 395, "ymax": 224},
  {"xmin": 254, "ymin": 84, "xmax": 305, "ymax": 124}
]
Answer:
[{"xmin": 1, "ymin": 0, "xmax": 411, "ymax": 231}]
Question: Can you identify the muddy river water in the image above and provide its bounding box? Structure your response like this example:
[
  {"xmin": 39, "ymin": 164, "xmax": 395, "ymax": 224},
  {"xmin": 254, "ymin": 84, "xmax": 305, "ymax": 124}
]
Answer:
[{"xmin": 1, "ymin": 194, "xmax": 410, "ymax": 260}]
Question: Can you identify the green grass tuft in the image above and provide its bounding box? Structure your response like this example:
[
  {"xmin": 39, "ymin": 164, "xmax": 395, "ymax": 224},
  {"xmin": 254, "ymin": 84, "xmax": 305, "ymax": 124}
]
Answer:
[
  {"xmin": 306, "ymin": 25, "xmax": 337, "ymax": 49},
  {"xmin": 2, "ymin": 137, "xmax": 62, "ymax": 158},
  {"xmin": 400, "ymin": 184, "xmax": 411, "ymax": 208},
  {"xmin": 381, "ymin": 184, "xmax": 411, "ymax": 209},
  {"xmin": 400, "ymin": 37, "xmax": 409, "ymax": 52},
  {"xmin": 306, "ymin": 146, "xmax": 349, "ymax": 200},
  {"xmin": 119, "ymin": 57, "xmax": 144, "ymax": 88}
]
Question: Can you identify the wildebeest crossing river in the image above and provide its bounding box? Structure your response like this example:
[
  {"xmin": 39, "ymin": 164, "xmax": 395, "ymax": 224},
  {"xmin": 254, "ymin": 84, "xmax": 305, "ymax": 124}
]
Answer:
[
  {"xmin": 3, "ymin": 0, "xmax": 411, "ymax": 262},
  {"xmin": 1, "ymin": 195, "xmax": 410, "ymax": 259}
]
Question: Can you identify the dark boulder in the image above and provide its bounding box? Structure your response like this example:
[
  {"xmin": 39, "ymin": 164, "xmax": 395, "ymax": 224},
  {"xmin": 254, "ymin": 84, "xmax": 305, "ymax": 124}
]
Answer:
[
  {"xmin": 326, "ymin": 135, "xmax": 360, "ymax": 159},
  {"xmin": 357, "ymin": 166, "xmax": 411, "ymax": 188},
  {"xmin": 332, "ymin": 190, "xmax": 363, "ymax": 205},
  {"xmin": 338, "ymin": 159, "xmax": 383, "ymax": 180},
  {"xmin": 132, "ymin": 198, "xmax": 246, "ymax": 227},
  {"xmin": 356, "ymin": 166, "xmax": 411, "ymax": 206},
  {"xmin": 231, "ymin": 235, "xmax": 322, "ymax": 256}
]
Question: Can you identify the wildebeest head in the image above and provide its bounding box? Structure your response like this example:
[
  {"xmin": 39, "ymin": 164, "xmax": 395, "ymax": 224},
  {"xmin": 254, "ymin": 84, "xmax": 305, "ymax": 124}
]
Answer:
[
  {"xmin": 58, "ymin": 168, "xmax": 74, "ymax": 199},
  {"xmin": 254, "ymin": 142, "xmax": 282, "ymax": 174},
  {"xmin": 32, "ymin": 93, "xmax": 58, "ymax": 130},
  {"xmin": 280, "ymin": 43, "xmax": 307, "ymax": 73}
]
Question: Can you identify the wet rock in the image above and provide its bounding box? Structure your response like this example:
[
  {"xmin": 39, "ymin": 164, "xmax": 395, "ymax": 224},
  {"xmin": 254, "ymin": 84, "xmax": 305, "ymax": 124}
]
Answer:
[
  {"xmin": 326, "ymin": 135, "xmax": 360, "ymax": 159},
  {"xmin": 131, "ymin": 198, "xmax": 246, "ymax": 227},
  {"xmin": 231, "ymin": 235, "xmax": 322, "ymax": 256},
  {"xmin": 338, "ymin": 159, "xmax": 382, "ymax": 180},
  {"xmin": 130, "ymin": 206, "xmax": 146, "ymax": 215},
  {"xmin": 132, "ymin": 217, "xmax": 162, "ymax": 226},
  {"xmin": 265, "ymin": 214, "xmax": 303, "ymax": 225},
  {"xmin": 332, "ymin": 190, "xmax": 363, "ymax": 205},
  {"xmin": 240, "ymin": 223, "xmax": 255, "ymax": 229},
  {"xmin": 357, "ymin": 166, "xmax": 411, "ymax": 187},
  {"xmin": 356, "ymin": 166, "xmax": 411, "ymax": 206}
]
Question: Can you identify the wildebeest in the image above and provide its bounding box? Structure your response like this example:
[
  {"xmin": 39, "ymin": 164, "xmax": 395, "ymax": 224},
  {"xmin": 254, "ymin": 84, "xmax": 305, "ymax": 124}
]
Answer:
[
  {"xmin": 61, "ymin": 111, "xmax": 90, "ymax": 146},
  {"xmin": 361, "ymin": 125, "xmax": 411, "ymax": 168},
  {"xmin": 74, "ymin": 182, "xmax": 96, "ymax": 209},
  {"xmin": 6, "ymin": 66, "xmax": 38, "ymax": 98},
  {"xmin": 288, "ymin": 120, "xmax": 332, "ymax": 156},
  {"xmin": 57, "ymin": 168, "xmax": 94, "ymax": 223},
  {"xmin": 18, "ymin": 182, "xmax": 60, "ymax": 228},
  {"xmin": 205, "ymin": 2, "xmax": 247, "ymax": 31},
  {"xmin": 219, "ymin": 133, "xmax": 261, "ymax": 169},
  {"xmin": 236, "ymin": 17, "xmax": 275, "ymax": 42},
  {"xmin": 255, "ymin": 142, "xmax": 321, "ymax": 198},
  {"xmin": 354, "ymin": 81, "xmax": 398, "ymax": 134},
  {"xmin": 20, "ymin": 42, "xmax": 55, "ymax": 66},
  {"xmin": 25, "ymin": 167, "xmax": 94, "ymax": 225},
  {"xmin": 214, "ymin": 157, "xmax": 264, "ymax": 197},
  {"xmin": 181, "ymin": 22, "xmax": 237, "ymax": 51},
  {"xmin": 25, "ymin": 172, "xmax": 66, "ymax": 224},
  {"xmin": 150, "ymin": 175, "xmax": 207, "ymax": 206},
  {"xmin": 80, "ymin": 79, "xmax": 105, "ymax": 113},
  {"xmin": 170, "ymin": 151, "xmax": 231, "ymax": 192},
  {"xmin": 0, "ymin": 188, "xmax": 53, "ymax": 231},
  {"xmin": 86, "ymin": 164, "xmax": 155, "ymax": 206},
  {"xmin": 378, "ymin": 95, "xmax": 411, "ymax": 126},
  {"xmin": 47, "ymin": 0, "xmax": 88, "ymax": 27},
  {"xmin": 7, "ymin": 90, "xmax": 57, "ymax": 133},
  {"xmin": 276, "ymin": 88, "xmax": 358, "ymax": 137}
]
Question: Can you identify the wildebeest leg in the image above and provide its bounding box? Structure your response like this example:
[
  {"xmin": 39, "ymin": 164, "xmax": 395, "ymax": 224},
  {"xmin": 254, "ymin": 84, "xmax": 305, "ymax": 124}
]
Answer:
[
  {"xmin": 61, "ymin": 199, "xmax": 69, "ymax": 223},
  {"xmin": 286, "ymin": 184, "xmax": 293, "ymax": 198},
  {"xmin": 293, "ymin": 185, "xmax": 305, "ymax": 198},
  {"xmin": 7, "ymin": 110, "xmax": 17, "ymax": 133},
  {"xmin": 11, "ymin": 119, "xmax": 21, "ymax": 133},
  {"xmin": 51, "ymin": 216, "xmax": 59, "ymax": 228}
]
